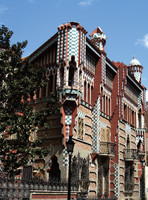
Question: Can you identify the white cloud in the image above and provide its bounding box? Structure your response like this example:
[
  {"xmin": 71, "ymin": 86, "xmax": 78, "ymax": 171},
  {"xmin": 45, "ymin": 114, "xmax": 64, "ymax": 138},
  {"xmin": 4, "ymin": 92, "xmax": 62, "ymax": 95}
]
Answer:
[
  {"xmin": 146, "ymin": 90, "xmax": 148, "ymax": 102},
  {"xmin": 78, "ymin": 0, "xmax": 93, "ymax": 6},
  {"xmin": 136, "ymin": 34, "xmax": 148, "ymax": 48},
  {"xmin": 0, "ymin": 5, "xmax": 8, "ymax": 14}
]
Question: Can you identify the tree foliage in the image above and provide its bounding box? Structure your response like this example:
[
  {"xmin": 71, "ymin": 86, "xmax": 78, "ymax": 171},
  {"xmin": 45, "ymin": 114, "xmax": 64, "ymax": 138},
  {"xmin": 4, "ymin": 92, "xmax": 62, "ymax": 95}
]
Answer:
[{"xmin": 0, "ymin": 25, "xmax": 59, "ymax": 177}]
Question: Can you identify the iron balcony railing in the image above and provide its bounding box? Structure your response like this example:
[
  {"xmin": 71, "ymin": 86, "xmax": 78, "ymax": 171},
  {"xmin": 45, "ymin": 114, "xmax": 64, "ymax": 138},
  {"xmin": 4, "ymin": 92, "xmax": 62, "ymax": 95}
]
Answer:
[
  {"xmin": 99, "ymin": 142, "xmax": 116, "ymax": 156},
  {"xmin": 123, "ymin": 149, "xmax": 138, "ymax": 161},
  {"xmin": 124, "ymin": 149, "xmax": 145, "ymax": 161},
  {"xmin": 0, "ymin": 175, "xmax": 78, "ymax": 200}
]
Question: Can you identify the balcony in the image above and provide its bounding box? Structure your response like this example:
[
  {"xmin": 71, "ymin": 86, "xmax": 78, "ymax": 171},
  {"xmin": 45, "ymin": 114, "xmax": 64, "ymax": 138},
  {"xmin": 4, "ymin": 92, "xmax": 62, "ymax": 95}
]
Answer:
[
  {"xmin": 99, "ymin": 142, "xmax": 116, "ymax": 157},
  {"xmin": 123, "ymin": 149, "xmax": 138, "ymax": 161},
  {"xmin": 136, "ymin": 128, "xmax": 145, "ymax": 137}
]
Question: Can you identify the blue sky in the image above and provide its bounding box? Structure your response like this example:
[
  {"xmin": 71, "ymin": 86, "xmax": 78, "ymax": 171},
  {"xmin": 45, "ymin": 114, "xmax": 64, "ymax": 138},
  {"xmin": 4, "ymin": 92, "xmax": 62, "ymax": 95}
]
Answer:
[{"xmin": 1, "ymin": 0, "xmax": 148, "ymax": 100}]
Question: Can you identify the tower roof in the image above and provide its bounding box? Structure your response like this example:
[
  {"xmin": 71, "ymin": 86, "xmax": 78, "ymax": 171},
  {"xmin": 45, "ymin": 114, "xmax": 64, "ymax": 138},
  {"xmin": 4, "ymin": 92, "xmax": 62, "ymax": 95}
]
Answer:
[
  {"xmin": 89, "ymin": 27, "xmax": 107, "ymax": 41},
  {"xmin": 129, "ymin": 56, "xmax": 141, "ymax": 66}
]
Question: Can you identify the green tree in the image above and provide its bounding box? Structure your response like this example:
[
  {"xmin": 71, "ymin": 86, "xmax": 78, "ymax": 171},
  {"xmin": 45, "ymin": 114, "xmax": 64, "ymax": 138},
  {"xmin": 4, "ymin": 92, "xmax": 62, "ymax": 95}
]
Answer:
[{"xmin": 0, "ymin": 25, "xmax": 59, "ymax": 177}]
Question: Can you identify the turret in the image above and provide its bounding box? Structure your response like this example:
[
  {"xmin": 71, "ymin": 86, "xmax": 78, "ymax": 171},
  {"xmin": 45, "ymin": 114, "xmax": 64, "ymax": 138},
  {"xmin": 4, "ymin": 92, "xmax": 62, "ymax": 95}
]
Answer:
[
  {"xmin": 89, "ymin": 27, "xmax": 107, "ymax": 51},
  {"xmin": 128, "ymin": 56, "xmax": 143, "ymax": 83}
]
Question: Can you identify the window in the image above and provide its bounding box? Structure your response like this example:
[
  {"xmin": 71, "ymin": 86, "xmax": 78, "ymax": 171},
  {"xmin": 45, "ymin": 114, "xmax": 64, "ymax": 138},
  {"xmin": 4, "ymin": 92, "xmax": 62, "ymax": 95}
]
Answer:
[
  {"xmin": 60, "ymin": 66, "xmax": 64, "ymax": 88},
  {"xmin": 132, "ymin": 111, "xmax": 134, "ymax": 126},
  {"xmin": 125, "ymin": 162, "xmax": 134, "ymax": 193},
  {"xmin": 124, "ymin": 104, "xmax": 127, "ymax": 120},
  {"xmin": 84, "ymin": 81, "xmax": 86, "ymax": 101},
  {"xmin": 88, "ymin": 83, "xmax": 90, "ymax": 104},
  {"xmin": 68, "ymin": 56, "xmax": 75, "ymax": 87},
  {"xmin": 48, "ymin": 155, "xmax": 61, "ymax": 181},
  {"xmin": 138, "ymin": 109, "xmax": 142, "ymax": 128},
  {"xmin": 98, "ymin": 160, "xmax": 109, "ymax": 198}
]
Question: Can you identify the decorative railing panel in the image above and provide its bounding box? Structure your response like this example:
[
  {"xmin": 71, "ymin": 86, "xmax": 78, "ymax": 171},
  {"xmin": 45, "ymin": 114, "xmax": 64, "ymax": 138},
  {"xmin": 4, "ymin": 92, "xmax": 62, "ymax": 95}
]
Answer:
[
  {"xmin": 99, "ymin": 142, "xmax": 116, "ymax": 156},
  {"xmin": 123, "ymin": 149, "xmax": 138, "ymax": 161},
  {"xmin": 0, "ymin": 174, "xmax": 78, "ymax": 200}
]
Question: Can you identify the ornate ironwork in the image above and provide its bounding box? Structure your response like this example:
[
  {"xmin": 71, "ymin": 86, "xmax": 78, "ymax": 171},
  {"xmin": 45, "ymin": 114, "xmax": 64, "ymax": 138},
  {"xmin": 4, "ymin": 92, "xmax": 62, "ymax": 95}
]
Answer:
[
  {"xmin": 0, "ymin": 170, "xmax": 78, "ymax": 200},
  {"xmin": 71, "ymin": 153, "xmax": 90, "ymax": 195},
  {"xmin": 99, "ymin": 142, "xmax": 116, "ymax": 156},
  {"xmin": 123, "ymin": 149, "xmax": 138, "ymax": 161}
]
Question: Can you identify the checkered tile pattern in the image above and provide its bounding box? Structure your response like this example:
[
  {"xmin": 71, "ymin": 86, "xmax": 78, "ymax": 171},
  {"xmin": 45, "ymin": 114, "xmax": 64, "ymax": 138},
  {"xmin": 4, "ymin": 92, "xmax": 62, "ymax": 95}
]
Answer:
[
  {"xmin": 92, "ymin": 97, "xmax": 100, "ymax": 153},
  {"xmin": 65, "ymin": 116, "xmax": 72, "ymax": 125},
  {"xmin": 56, "ymin": 30, "xmax": 67, "ymax": 64},
  {"xmin": 60, "ymin": 30, "xmax": 64, "ymax": 60},
  {"xmin": 101, "ymin": 54, "xmax": 106, "ymax": 82},
  {"xmin": 80, "ymin": 32, "xmax": 86, "ymax": 65},
  {"xmin": 65, "ymin": 106, "xmax": 72, "ymax": 125},
  {"xmin": 134, "ymin": 71, "xmax": 141, "ymax": 82},
  {"xmin": 63, "ymin": 29, "xmax": 67, "ymax": 61},
  {"xmin": 114, "ymin": 163, "xmax": 119, "ymax": 197},
  {"xmin": 66, "ymin": 125, "xmax": 70, "ymax": 141},
  {"xmin": 56, "ymin": 31, "xmax": 60, "ymax": 64},
  {"xmin": 138, "ymin": 92, "xmax": 143, "ymax": 107},
  {"xmin": 63, "ymin": 125, "xmax": 71, "ymax": 166},
  {"xmin": 144, "ymin": 90, "xmax": 146, "ymax": 110},
  {"xmin": 67, "ymin": 27, "xmax": 79, "ymax": 63},
  {"xmin": 63, "ymin": 147, "xmax": 68, "ymax": 166}
]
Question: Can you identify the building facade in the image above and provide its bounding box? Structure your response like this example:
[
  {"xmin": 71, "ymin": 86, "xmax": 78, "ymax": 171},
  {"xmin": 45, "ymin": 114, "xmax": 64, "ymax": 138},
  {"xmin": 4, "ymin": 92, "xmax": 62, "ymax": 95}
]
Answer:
[{"xmin": 28, "ymin": 22, "xmax": 146, "ymax": 200}]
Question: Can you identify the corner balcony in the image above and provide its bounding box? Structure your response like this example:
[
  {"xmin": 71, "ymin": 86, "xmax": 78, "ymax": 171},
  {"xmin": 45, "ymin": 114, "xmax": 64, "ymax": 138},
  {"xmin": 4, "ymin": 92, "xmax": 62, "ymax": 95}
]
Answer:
[
  {"xmin": 99, "ymin": 142, "xmax": 116, "ymax": 157},
  {"xmin": 60, "ymin": 81, "xmax": 82, "ymax": 104},
  {"xmin": 123, "ymin": 149, "xmax": 138, "ymax": 161}
]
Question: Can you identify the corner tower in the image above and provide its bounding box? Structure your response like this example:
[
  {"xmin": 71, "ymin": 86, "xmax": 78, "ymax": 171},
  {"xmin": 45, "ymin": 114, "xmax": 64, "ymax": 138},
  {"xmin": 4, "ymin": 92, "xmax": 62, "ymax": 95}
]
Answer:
[
  {"xmin": 128, "ymin": 56, "xmax": 143, "ymax": 83},
  {"xmin": 89, "ymin": 27, "xmax": 107, "ymax": 51}
]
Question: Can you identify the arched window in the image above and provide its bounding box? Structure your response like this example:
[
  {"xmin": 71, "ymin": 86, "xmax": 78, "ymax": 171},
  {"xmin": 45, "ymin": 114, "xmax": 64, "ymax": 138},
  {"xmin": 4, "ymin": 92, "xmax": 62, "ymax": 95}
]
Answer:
[
  {"xmin": 68, "ymin": 56, "xmax": 76, "ymax": 87},
  {"xmin": 137, "ymin": 140, "xmax": 142, "ymax": 151},
  {"xmin": 48, "ymin": 155, "xmax": 61, "ymax": 181},
  {"xmin": 88, "ymin": 83, "xmax": 90, "ymax": 104},
  {"xmin": 84, "ymin": 81, "xmax": 86, "ymax": 101},
  {"xmin": 60, "ymin": 66, "xmax": 64, "ymax": 88},
  {"xmin": 138, "ymin": 109, "xmax": 142, "ymax": 128},
  {"xmin": 124, "ymin": 104, "xmax": 127, "ymax": 121},
  {"xmin": 127, "ymin": 135, "xmax": 130, "ymax": 149}
]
